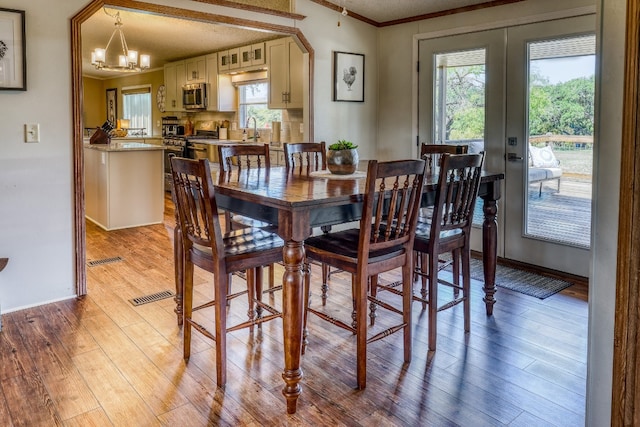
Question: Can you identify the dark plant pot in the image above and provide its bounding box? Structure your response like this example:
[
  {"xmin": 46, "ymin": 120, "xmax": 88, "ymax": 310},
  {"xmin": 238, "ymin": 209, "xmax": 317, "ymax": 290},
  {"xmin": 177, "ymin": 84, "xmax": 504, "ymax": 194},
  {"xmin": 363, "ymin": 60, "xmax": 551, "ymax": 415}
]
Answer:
[{"xmin": 327, "ymin": 148, "xmax": 359, "ymax": 175}]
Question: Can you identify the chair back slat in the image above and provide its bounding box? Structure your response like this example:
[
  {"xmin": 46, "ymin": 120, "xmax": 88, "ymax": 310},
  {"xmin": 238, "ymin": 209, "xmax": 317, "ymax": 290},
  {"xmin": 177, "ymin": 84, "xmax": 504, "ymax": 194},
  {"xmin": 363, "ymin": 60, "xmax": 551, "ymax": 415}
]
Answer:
[
  {"xmin": 218, "ymin": 144, "xmax": 271, "ymax": 172},
  {"xmin": 431, "ymin": 153, "xmax": 485, "ymax": 237},
  {"xmin": 420, "ymin": 143, "xmax": 468, "ymax": 175},
  {"xmin": 170, "ymin": 157, "xmax": 224, "ymax": 257},
  {"xmin": 361, "ymin": 159, "xmax": 427, "ymax": 254},
  {"xmin": 284, "ymin": 142, "xmax": 327, "ymax": 173}
]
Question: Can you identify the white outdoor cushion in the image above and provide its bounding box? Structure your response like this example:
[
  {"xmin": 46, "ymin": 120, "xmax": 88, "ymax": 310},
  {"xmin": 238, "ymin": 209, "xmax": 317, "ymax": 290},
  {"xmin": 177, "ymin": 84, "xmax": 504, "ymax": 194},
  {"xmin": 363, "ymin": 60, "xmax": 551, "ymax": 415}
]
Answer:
[{"xmin": 529, "ymin": 145, "xmax": 560, "ymax": 168}]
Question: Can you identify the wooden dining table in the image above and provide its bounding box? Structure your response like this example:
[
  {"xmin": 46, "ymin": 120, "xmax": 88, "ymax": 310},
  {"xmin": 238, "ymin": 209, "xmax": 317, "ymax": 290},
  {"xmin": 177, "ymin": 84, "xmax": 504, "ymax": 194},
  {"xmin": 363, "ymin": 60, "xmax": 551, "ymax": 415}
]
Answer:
[{"xmin": 172, "ymin": 165, "xmax": 504, "ymax": 414}]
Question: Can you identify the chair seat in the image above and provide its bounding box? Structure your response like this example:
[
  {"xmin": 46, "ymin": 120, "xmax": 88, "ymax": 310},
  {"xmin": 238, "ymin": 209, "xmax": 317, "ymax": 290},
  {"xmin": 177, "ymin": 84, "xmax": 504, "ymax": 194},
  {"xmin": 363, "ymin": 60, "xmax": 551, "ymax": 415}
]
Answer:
[
  {"xmin": 192, "ymin": 227, "xmax": 283, "ymax": 258},
  {"xmin": 230, "ymin": 214, "xmax": 274, "ymax": 230},
  {"xmin": 415, "ymin": 221, "xmax": 464, "ymax": 240},
  {"xmin": 305, "ymin": 228, "xmax": 405, "ymax": 265}
]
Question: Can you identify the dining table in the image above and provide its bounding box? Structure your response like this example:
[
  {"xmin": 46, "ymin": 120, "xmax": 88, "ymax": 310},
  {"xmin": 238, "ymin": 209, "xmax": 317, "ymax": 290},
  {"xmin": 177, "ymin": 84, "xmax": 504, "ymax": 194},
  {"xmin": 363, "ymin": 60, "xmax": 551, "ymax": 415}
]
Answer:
[{"xmin": 171, "ymin": 164, "xmax": 504, "ymax": 414}]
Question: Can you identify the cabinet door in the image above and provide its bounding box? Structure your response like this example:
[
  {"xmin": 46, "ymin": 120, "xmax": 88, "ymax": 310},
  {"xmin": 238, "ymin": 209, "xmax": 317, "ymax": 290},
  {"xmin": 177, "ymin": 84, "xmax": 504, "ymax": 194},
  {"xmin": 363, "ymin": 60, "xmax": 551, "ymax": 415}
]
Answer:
[
  {"xmin": 164, "ymin": 63, "xmax": 178, "ymax": 111},
  {"xmin": 240, "ymin": 43, "xmax": 265, "ymax": 68},
  {"xmin": 267, "ymin": 39, "xmax": 287, "ymax": 108},
  {"xmin": 240, "ymin": 45, "xmax": 253, "ymax": 68},
  {"xmin": 205, "ymin": 53, "xmax": 219, "ymax": 111},
  {"xmin": 218, "ymin": 50, "xmax": 229, "ymax": 72},
  {"xmin": 175, "ymin": 62, "xmax": 186, "ymax": 111},
  {"xmin": 229, "ymin": 48, "xmax": 240, "ymax": 70},
  {"xmin": 287, "ymin": 41, "xmax": 303, "ymax": 108},
  {"xmin": 252, "ymin": 43, "xmax": 265, "ymax": 66},
  {"xmin": 186, "ymin": 56, "xmax": 206, "ymax": 82},
  {"xmin": 164, "ymin": 61, "xmax": 185, "ymax": 111}
]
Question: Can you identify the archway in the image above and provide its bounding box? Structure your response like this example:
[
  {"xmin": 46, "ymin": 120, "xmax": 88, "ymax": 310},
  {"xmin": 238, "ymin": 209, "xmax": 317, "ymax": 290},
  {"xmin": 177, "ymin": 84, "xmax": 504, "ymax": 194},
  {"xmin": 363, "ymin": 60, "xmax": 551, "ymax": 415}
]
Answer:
[{"xmin": 70, "ymin": 0, "xmax": 314, "ymax": 295}]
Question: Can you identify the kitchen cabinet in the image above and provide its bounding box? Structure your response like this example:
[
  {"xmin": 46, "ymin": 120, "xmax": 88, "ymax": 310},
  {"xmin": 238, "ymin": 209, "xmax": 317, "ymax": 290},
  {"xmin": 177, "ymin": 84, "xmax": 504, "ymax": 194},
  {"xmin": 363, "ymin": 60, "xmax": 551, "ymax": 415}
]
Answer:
[
  {"xmin": 164, "ymin": 60, "xmax": 186, "ymax": 111},
  {"xmin": 269, "ymin": 147, "xmax": 285, "ymax": 166},
  {"xmin": 219, "ymin": 48, "xmax": 240, "ymax": 72},
  {"xmin": 240, "ymin": 43, "xmax": 265, "ymax": 68},
  {"xmin": 266, "ymin": 38, "xmax": 303, "ymax": 109},
  {"xmin": 84, "ymin": 144, "xmax": 164, "ymax": 230},
  {"xmin": 206, "ymin": 53, "xmax": 236, "ymax": 112},
  {"xmin": 185, "ymin": 55, "xmax": 206, "ymax": 83}
]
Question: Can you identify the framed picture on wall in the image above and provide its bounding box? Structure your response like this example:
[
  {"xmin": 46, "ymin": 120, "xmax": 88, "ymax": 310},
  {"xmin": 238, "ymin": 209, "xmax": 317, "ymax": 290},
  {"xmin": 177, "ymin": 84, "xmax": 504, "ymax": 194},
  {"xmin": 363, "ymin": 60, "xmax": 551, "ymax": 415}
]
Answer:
[
  {"xmin": 333, "ymin": 51, "xmax": 364, "ymax": 102},
  {"xmin": 0, "ymin": 8, "xmax": 26, "ymax": 90},
  {"xmin": 106, "ymin": 88, "xmax": 117, "ymax": 125}
]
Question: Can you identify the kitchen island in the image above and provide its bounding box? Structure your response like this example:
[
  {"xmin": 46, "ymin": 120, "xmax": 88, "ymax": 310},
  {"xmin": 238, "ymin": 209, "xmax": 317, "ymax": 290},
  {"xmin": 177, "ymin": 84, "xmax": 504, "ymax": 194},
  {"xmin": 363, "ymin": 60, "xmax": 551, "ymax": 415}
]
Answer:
[{"xmin": 84, "ymin": 142, "xmax": 165, "ymax": 230}]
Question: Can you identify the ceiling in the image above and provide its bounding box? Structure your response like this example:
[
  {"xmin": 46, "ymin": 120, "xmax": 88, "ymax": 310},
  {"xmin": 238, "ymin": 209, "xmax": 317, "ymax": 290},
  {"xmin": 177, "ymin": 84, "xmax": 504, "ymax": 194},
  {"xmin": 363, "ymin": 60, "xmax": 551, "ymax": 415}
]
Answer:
[
  {"xmin": 81, "ymin": 1, "xmax": 504, "ymax": 79},
  {"xmin": 322, "ymin": 0, "xmax": 504, "ymax": 24}
]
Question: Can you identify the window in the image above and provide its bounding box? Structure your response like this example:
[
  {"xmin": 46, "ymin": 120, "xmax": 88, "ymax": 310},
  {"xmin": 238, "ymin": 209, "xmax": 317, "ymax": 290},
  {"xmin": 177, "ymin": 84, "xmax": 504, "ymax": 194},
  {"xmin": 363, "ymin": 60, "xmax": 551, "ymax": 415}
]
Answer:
[
  {"xmin": 238, "ymin": 81, "xmax": 281, "ymax": 129},
  {"xmin": 122, "ymin": 85, "xmax": 151, "ymax": 136}
]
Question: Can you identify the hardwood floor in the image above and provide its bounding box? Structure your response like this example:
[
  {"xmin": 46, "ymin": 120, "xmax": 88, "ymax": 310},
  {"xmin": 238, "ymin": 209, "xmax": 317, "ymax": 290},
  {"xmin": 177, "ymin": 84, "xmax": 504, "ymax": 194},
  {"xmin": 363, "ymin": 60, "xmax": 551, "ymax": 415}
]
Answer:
[{"xmin": 0, "ymin": 196, "xmax": 589, "ymax": 426}]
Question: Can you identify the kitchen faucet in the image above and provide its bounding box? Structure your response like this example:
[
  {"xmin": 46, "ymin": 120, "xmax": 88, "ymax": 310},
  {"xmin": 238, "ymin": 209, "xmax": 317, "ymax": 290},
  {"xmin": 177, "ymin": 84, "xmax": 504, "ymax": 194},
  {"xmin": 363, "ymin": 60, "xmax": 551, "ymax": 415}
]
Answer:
[{"xmin": 245, "ymin": 116, "xmax": 259, "ymax": 142}]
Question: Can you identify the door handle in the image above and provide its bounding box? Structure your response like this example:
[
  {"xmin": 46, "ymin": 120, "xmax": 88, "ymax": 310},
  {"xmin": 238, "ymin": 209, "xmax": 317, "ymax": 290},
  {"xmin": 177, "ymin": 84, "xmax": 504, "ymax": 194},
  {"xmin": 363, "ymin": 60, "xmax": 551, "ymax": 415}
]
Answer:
[{"xmin": 507, "ymin": 153, "xmax": 524, "ymax": 161}]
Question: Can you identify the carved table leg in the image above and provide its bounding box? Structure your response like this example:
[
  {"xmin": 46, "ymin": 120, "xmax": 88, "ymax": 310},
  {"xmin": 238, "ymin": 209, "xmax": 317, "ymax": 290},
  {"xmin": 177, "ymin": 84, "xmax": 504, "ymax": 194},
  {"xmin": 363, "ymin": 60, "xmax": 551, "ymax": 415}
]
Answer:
[
  {"xmin": 174, "ymin": 223, "xmax": 183, "ymax": 326},
  {"xmin": 281, "ymin": 240, "xmax": 305, "ymax": 414},
  {"xmin": 480, "ymin": 182, "xmax": 500, "ymax": 316}
]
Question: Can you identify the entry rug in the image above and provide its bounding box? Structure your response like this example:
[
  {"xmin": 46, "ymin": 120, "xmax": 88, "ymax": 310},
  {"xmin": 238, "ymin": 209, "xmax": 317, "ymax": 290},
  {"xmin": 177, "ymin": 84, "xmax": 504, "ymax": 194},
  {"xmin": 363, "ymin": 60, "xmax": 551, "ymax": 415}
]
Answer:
[{"xmin": 446, "ymin": 257, "xmax": 573, "ymax": 299}]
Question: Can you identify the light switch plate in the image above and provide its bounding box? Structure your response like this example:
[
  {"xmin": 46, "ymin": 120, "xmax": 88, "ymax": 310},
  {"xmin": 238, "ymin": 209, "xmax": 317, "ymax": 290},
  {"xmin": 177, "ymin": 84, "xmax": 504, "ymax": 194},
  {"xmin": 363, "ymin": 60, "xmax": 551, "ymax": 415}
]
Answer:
[
  {"xmin": 299, "ymin": 123, "xmax": 304, "ymax": 134},
  {"xmin": 25, "ymin": 123, "xmax": 40, "ymax": 142}
]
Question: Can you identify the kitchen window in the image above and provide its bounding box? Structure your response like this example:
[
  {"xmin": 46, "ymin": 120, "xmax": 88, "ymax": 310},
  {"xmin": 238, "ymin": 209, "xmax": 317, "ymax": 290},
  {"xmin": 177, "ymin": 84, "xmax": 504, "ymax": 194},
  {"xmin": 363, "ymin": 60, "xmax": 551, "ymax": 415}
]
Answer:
[
  {"xmin": 237, "ymin": 81, "xmax": 281, "ymax": 129},
  {"xmin": 122, "ymin": 85, "xmax": 152, "ymax": 136}
]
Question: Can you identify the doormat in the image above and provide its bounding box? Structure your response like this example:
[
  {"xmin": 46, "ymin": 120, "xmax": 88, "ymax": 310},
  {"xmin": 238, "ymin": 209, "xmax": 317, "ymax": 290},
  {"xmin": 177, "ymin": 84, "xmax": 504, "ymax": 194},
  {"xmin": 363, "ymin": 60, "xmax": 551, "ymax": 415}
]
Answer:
[{"xmin": 447, "ymin": 257, "xmax": 573, "ymax": 299}]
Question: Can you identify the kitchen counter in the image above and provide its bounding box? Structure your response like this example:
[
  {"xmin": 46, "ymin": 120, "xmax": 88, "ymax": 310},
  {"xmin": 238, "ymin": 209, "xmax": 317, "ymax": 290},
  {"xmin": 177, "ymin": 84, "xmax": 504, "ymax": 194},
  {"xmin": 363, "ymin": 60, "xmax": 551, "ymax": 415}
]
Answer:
[
  {"xmin": 84, "ymin": 142, "xmax": 165, "ymax": 152},
  {"xmin": 84, "ymin": 144, "xmax": 164, "ymax": 230}
]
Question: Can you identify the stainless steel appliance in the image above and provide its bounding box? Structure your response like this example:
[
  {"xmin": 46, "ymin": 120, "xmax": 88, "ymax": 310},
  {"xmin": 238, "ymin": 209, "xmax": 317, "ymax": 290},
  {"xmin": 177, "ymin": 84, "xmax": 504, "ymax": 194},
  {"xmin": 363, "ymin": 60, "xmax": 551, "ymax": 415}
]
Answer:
[
  {"xmin": 182, "ymin": 83, "xmax": 208, "ymax": 110},
  {"xmin": 162, "ymin": 135, "xmax": 187, "ymax": 191},
  {"xmin": 162, "ymin": 116, "xmax": 180, "ymax": 136},
  {"xmin": 186, "ymin": 130, "xmax": 219, "ymax": 161}
]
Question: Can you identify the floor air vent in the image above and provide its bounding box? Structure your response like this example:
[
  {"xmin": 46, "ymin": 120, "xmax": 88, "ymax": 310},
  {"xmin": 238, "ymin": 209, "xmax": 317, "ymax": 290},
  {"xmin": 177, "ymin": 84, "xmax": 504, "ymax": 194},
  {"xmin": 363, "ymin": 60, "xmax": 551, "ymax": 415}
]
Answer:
[
  {"xmin": 129, "ymin": 290, "xmax": 175, "ymax": 307},
  {"xmin": 87, "ymin": 256, "xmax": 123, "ymax": 267}
]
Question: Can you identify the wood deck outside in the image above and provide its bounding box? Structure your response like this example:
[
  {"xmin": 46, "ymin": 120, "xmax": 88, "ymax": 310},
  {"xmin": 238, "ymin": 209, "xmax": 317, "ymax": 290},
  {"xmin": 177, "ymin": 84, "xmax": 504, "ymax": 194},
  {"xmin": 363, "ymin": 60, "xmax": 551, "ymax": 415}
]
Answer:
[{"xmin": 0, "ymin": 198, "xmax": 588, "ymax": 426}]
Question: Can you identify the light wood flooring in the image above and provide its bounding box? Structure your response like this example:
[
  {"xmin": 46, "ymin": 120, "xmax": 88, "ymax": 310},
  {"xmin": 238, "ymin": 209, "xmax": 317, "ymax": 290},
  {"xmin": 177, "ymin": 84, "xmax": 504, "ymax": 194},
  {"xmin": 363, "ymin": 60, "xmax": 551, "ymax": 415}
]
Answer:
[{"xmin": 0, "ymin": 197, "xmax": 589, "ymax": 426}]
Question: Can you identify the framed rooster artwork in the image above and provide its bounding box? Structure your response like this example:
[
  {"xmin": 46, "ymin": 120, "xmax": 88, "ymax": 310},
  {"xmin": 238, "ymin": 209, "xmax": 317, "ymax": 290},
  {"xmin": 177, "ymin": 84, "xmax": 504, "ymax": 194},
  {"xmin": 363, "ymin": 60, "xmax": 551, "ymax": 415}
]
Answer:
[{"xmin": 333, "ymin": 51, "xmax": 364, "ymax": 102}]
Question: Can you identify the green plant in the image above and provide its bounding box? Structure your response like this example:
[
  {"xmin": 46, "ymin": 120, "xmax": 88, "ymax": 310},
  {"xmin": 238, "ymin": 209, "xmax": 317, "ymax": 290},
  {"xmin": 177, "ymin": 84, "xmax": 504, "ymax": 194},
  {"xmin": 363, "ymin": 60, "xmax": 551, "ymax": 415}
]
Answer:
[{"xmin": 329, "ymin": 140, "xmax": 358, "ymax": 150}]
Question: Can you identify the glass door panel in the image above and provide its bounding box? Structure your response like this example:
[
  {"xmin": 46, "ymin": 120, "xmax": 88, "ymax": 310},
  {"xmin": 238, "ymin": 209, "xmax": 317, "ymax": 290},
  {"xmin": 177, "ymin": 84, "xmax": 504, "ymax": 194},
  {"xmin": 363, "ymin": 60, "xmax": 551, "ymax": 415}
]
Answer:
[
  {"xmin": 418, "ymin": 30, "xmax": 506, "ymax": 254},
  {"xmin": 525, "ymin": 36, "xmax": 595, "ymax": 248},
  {"xmin": 504, "ymin": 15, "xmax": 595, "ymax": 276}
]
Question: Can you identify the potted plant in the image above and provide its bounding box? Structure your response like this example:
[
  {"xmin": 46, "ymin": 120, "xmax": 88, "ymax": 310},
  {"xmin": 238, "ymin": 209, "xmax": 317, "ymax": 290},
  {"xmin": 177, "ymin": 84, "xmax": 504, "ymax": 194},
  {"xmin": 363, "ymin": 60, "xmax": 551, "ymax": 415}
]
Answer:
[{"xmin": 327, "ymin": 140, "xmax": 359, "ymax": 175}]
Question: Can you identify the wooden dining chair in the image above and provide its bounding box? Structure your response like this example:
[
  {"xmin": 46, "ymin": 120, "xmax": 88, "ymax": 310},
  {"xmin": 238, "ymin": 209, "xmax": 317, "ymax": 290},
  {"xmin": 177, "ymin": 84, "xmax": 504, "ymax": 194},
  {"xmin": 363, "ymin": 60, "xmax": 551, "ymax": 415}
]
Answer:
[
  {"xmin": 421, "ymin": 143, "xmax": 468, "ymax": 174},
  {"xmin": 217, "ymin": 143, "xmax": 277, "ymax": 289},
  {"xmin": 170, "ymin": 156, "xmax": 283, "ymax": 387},
  {"xmin": 283, "ymin": 141, "xmax": 327, "ymax": 172},
  {"xmin": 302, "ymin": 159, "xmax": 427, "ymax": 389},
  {"xmin": 378, "ymin": 152, "xmax": 485, "ymax": 352},
  {"xmin": 414, "ymin": 143, "xmax": 470, "ymax": 304}
]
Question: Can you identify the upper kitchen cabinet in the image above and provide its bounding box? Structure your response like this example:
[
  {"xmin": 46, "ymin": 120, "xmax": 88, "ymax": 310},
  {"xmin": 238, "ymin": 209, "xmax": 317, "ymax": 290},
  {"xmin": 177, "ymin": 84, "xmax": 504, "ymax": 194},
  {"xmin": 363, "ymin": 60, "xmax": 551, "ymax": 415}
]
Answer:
[
  {"xmin": 240, "ymin": 43, "xmax": 265, "ymax": 68},
  {"xmin": 164, "ymin": 60, "xmax": 186, "ymax": 112},
  {"xmin": 185, "ymin": 55, "xmax": 206, "ymax": 83},
  {"xmin": 219, "ymin": 48, "xmax": 240, "ymax": 72},
  {"xmin": 266, "ymin": 38, "xmax": 303, "ymax": 109},
  {"xmin": 206, "ymin": 53, "xmax": 236, "ymax": 112}
]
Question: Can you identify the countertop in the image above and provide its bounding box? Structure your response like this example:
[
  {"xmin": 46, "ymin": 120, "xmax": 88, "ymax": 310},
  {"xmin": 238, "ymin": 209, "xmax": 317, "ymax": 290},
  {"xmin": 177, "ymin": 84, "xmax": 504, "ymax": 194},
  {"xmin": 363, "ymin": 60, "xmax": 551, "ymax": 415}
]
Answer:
[{"xmin": 84, "ymin": 142, "xmax": 165, "ymax": 152}]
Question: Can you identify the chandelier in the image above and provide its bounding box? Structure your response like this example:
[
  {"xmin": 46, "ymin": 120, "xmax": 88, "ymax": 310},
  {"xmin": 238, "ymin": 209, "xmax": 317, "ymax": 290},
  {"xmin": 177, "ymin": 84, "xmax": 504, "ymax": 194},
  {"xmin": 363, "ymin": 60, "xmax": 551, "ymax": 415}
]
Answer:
[{"xmin": 91, "ymin": 9, "xmax": 150, "ymax": 72}]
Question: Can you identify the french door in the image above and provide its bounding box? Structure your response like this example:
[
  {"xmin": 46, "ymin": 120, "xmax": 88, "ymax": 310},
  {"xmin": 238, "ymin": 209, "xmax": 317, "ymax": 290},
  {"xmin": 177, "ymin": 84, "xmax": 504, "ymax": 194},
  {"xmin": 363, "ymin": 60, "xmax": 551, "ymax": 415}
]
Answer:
[{"xmin": 418, "ymin": 15, "xmax": 595, "ymax": 276}]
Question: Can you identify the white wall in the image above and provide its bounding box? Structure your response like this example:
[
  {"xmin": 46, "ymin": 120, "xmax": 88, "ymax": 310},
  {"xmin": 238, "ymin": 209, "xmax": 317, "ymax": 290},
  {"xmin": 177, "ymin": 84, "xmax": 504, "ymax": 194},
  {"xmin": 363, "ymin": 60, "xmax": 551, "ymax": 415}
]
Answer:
[{"xmin": 0, "ymin": 0, "xmax": 83, "ymax": 311}]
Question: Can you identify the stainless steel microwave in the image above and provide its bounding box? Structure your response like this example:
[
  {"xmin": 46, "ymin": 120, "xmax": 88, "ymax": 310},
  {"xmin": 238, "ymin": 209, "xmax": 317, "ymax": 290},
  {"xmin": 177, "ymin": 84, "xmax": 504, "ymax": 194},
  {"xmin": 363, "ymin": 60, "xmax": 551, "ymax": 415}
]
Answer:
[{"xmin": 182, "ymin": 83, "xmax": 207, "ymax": 110}]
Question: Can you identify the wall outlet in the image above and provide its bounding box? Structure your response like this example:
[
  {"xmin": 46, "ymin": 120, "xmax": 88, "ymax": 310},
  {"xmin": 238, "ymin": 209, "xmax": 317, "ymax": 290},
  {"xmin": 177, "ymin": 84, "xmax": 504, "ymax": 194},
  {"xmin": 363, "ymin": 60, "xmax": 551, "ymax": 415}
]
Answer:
[{"xmin": 25, "ymin": 123, "xmax": 40, "ymax": 143}]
